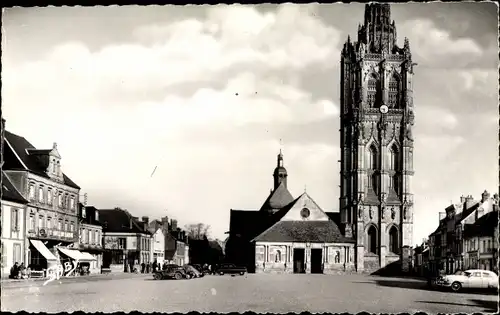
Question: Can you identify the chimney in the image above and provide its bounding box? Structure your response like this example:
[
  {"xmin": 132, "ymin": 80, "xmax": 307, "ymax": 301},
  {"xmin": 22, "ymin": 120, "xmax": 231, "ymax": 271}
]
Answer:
[
  {"xmin": 142, "ymin": 216, "xmax": 149, "ymax": 225},
  {"xmin": 481, "ymin": 190, "xmax": 490, "ymax": 203},
  {"xmin": 129, "ymin": 218, "xmax": 133, "ymax": 230},
  {"xmin": 170, "ymin": 219, "xmax": 177, "ymax": 232},
  {"xmin": 460, "ymin": 195, "xmax": 466, "ymax": 204},
  {"xmin": 439, "ymin": 212, "xmax": 446, "ymax": 221}
]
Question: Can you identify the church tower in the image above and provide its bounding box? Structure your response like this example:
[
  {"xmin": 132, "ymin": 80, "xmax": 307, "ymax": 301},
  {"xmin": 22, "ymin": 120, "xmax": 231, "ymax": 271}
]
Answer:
[
  {"xmin": 339, "ymin": 3, "xmax": 415, "ymax": 273},
  {"xmin": 273, "ymin": 150, "xmax": 288, "ymax": 189}
]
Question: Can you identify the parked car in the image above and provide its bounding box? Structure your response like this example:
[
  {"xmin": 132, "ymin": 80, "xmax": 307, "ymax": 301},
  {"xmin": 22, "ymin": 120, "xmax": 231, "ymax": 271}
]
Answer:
[
  {"xmin": 192, "ymin": 264, "xmax": 211, "ymax": 275},
  {"xmin": 215, "ymin": 263, "xmax": 247, "ymax": 276},
  {"xmin": 184, "ymin": 265, "xmax": 204, "ymax": 278},
  {"xmin": 153, "ymin": 266, "xmax": 189, "ymax": 280},
  {"xmin": 435, "ymin": 269, "xmax": 499, "ymax": 292}
]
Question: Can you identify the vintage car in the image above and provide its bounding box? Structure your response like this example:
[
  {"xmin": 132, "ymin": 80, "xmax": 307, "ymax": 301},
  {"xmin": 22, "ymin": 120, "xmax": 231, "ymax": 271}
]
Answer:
[
  {"xmin": 153, "ymin": 266, "xmax": 189, "ymax": 280},
  {"xmin": 183, "ymin": 265, "xmax": 204, "ymax": 278},
  {"xmin": 215, "ymin": 263, "xmax": 247, "ymax": 276},
  {"xmin": 435, "ymin": 269, "xmax": 499, "ymax": 292}
]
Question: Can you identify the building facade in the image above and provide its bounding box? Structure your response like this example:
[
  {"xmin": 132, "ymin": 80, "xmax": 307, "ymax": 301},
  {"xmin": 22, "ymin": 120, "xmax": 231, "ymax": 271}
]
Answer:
[
  {"xmin": 463, "ymin": 210, "xmax": 498, "ymax": 273},
  {"xmin": 428, "ymin": 191, "xmax": 498, "ymax": 275},
  {"xmin": 1, "ymin": 171, "xmax": 29, "ymax": 277},
  {"xmin": 339, "ymin": 3, "xmax": 415, "ymax": 273},
  {"xmin": 100, "ymin": 208, "xmax": 152, "ymax": 272},
  {"xmin": 164, "ymin": 219, "xmax": 189, "ymax": 266},
  {"xmin": 3, "ymin": 131, "xmax": 81, "ymax": 273},
  {"xmin": 77, "ymin": 204, "xmax": 103, "ymax": 273},
  {"xmin": 148, "ymin": 219, "xmax": 165, "ymax": 265}
]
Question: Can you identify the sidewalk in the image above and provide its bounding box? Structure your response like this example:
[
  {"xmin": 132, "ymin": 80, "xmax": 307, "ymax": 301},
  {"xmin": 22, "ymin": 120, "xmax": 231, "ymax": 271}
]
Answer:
[{"xmin": 1, "ymin": 272, "xmax": 151, "ymax": 287}]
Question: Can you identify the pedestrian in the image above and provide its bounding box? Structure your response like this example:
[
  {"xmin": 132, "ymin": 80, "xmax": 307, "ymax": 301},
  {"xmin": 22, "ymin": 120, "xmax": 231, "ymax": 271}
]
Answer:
[
  {"xmin": 153, "ymin": 260, "xmax": 157, "ymax": 272},
  {"xmin": 9, "ymin": 262, "xmax": 19, "ymax": 279},
  {"xmin": 141, "ymin": 262, "xmax": 146, "ymax": 274}
]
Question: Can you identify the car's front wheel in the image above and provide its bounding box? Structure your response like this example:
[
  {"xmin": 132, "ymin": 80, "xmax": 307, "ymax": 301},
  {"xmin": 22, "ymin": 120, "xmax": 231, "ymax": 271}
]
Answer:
[
  {"xmin": 451, "ymin": 281, "xmax": 462, "ymax": 292},
  {"xmin": 174, "ymin": 273, "xmax": 182, "ymax": 280},
  {"xmin": 239, "ymin": 271, "xmax": 245, "ymax": 276},
  {"xmin": 153, "ymin": 273, "xmax": 162, "ymax": 280}
]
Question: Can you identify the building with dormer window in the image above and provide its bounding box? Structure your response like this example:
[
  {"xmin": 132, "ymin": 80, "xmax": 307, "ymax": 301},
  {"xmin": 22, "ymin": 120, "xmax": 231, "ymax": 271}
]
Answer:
[{"xmin": 3, "ymin": 128, "xmax": 81, "ymax": 273}]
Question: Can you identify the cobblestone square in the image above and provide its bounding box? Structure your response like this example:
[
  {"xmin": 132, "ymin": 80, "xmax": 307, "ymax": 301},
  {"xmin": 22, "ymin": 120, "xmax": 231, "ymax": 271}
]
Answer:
[{"xmin": 2, "ymin": 274, "xmax": 497, "ymax": 313}]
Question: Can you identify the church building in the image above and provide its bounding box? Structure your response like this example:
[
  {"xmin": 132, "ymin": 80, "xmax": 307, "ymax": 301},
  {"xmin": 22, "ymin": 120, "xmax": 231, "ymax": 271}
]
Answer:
[
  {"xmin": 226, "ymin": 3, "xmax": 415, "ymax": 274},
  {"xmin": 226, "ymin": 150, "xmax": 356, "ymax": 274}
]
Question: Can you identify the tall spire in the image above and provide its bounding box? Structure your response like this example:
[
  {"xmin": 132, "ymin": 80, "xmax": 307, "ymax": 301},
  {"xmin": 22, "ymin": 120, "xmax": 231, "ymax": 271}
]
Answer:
[
  {"xmin": 358, "ymin": 3, "xmax": 397, "ymax": 54},
  {"xmin": 273, "ymin": 147, "xmax": 288, "ymax": 190}
]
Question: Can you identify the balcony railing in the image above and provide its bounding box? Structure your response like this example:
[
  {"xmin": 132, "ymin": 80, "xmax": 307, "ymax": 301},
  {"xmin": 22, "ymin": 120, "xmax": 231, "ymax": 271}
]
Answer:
[{"xmin": 28, "ymin": 228, "xmax": 77, "ymax": 241}]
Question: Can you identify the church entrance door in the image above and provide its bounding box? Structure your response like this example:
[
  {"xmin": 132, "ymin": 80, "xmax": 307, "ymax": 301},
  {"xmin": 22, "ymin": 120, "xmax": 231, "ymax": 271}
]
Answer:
[
  {"xmin": 310, "ymin": 248, "xmax": 323, "ymax": 274},
  {"xmin": 293, "ymin": 248, "xmax": 305, "ymax": 274}
]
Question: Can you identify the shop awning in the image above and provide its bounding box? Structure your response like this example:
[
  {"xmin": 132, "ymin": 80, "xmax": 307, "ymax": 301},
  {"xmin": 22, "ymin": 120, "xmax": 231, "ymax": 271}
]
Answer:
[
  {"xmin": 80, "ymin": 252, "xmax": 96, "ymax": 261},
  {"xmin": 30, "ymin": 239, "xmax": 58, "ymax": 261},
  {"xmin": 58, "ymin": 248, "xmax": 95, "ymax": 262}
]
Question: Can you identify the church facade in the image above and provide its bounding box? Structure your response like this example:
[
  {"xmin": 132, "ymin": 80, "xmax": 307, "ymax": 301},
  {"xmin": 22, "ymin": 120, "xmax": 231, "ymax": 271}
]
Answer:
[{"xmin": 226, "ymin": 3, "xmax": 415, "ymax": 274}]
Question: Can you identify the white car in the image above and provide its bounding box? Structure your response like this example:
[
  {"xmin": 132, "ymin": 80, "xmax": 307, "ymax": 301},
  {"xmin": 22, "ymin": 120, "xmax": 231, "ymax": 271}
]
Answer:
[{"xmin": 436, "ymin": 269, "xmax": 499, "ymax": 292}]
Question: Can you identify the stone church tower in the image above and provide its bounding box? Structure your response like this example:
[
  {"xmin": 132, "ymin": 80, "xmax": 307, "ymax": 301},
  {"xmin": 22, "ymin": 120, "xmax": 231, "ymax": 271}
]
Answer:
[{"xmin": 339, "ymin": 3, "xmax": 415, "ymax": 273}]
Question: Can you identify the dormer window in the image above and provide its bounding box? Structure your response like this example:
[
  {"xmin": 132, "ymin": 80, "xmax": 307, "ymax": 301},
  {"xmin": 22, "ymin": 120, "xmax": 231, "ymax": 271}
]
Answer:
[
  {"xmin": 82, "ymin": 207, "xmax": 87, "ymax": 218},
  {"xmin": 57, "ymin": 161, "xmax": 61, "ymax": 176},
  {"xmin": 52, "ymin": 159, "xmax": 56, "ymax": 173},
  {"xmin": 95, "ymin": 210, "xmax": 99, "ymax": 222}
]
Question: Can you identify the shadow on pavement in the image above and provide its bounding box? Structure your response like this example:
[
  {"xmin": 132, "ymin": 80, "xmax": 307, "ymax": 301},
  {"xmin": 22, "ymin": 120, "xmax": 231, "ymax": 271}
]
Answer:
[
  {"xmin": 372, "ymin": 278, "xmax": 498, "ymax": 296},
  {"xmin": 468, "ymin": 299, "xmax": 498, "ymax": 313}
]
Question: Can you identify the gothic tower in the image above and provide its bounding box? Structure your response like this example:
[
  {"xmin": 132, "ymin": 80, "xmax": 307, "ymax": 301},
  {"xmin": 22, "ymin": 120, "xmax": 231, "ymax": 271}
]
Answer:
[
  {"xmin": 273, "ymin": 150, "xmax": 288, "ymax": 189},
  {"xmin": 339, "ymin": 3, "xmax": 415, "ymax": 273}
]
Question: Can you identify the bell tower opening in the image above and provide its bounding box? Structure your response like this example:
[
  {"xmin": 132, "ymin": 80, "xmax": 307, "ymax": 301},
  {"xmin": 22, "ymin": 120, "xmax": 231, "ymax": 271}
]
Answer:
[
  {"xmin": 273, "ymin": 149, "xmax": 288, "ymax": 190},
  {"xmin": 339, "ymin": 3, "xmax": 415, "ymax": 273}
]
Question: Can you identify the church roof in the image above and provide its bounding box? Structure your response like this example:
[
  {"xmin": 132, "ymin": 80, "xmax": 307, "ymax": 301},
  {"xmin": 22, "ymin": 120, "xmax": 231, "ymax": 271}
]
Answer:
[
  {"xmin": 252, "ymin": 220, "xmax": 354, "ymax": 243},
  {"xmin": 252, "ymin": 192, "xmax": 354, "ymax": 243},
  {"xmin": 259, "ymin": 181, "xmax": 294, "ymax": 212}
]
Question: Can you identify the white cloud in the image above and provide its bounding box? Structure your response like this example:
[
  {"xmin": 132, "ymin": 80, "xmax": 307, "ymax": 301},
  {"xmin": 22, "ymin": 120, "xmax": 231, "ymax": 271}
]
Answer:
[{"xmin": 416, "ymin": 106, "xmax": 459, "ymax": 130}]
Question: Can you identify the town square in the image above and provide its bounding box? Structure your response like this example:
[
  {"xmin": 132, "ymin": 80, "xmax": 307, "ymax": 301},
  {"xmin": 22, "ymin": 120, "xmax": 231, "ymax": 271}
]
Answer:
[{"xmin": 1, "ymin": 2, "xmax": 498, "ymax": 314}]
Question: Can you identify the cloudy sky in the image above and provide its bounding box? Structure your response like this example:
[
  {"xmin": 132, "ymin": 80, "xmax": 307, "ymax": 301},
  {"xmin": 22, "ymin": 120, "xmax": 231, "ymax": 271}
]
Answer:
[{"xmin": 2, "ymin": 3, "xmax": 498, "ymax": 243}]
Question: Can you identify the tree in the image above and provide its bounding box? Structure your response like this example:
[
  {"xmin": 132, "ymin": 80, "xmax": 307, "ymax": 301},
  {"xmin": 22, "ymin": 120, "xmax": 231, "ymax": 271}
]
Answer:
[{"xmin": 185, "ymin": 223, "xmax": 210, "ymax": 240}]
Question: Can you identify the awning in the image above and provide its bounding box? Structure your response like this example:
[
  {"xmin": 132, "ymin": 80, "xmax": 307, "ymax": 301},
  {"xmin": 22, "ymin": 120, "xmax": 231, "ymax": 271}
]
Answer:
[
  {"xmin": 30, "ymin": 239, "xmax": 58, "ymax": 261},
  {"xmin": 58, "ymin": 248, "xmax": 95, "ymax": 262},
  {"xmin": 80, "ymin": 252, "xmax": 97, "ymax": 261}
]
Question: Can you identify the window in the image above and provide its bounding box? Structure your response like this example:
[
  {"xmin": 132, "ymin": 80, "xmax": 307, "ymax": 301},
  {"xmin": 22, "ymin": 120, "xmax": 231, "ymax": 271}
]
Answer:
[
  {"xmin": 11, "ymin": 209, "xmax": 20, "ymax": 231},
  {"xmin": 69, "ymin": 197, "xmax": 75, "ymax": 210},
  {"xmin": 38, "ymin": 216, "xmax": 44, "ymax": 229},
  {"xmin": 389, "ymin": 144, "xmax": 399, "ymax": 170},
  {"xmin": 29, "ymin": 184, "xmax": 36, "ymax": 200},
  {"xmin": 118, "ymin": 238, "xmax": 126, "ymax": 249},
  {"xmin": 371, "ymin": 173, "xmax": 379, "ymax": 195},
  {"xmin": 82, "ymin": 207, "xmax": 87, "ymax": 218},
  {"xmin": 483, "ymin": 240, "xmax": 486, "ymax": 253},
  {"xmin": 1, "ymin": 242, "xmax": 6, "ymax": 268},
  {"xmin": 58, "ymin": 193, "xmax": 63, "ymax": 207},
  {"xmin": 56, "ymin": 161, "xmax": 61, "ymax": 175},
  {"xmin": 90, "ymin": 230, "xmax": 94, "ymax": 244},
  {"xmin": 97, "ymin": 232, "xmax": 101, "ymax": 246},
  {"xmin": 52, "ymin": 159, "xmax": 56, "ymax": 173},
  {"xmin": 472, "ymin": 272, "xmax": 482, "ymax": 277},
  {"xmin": 95, "ymin": 211, "xmax": 99, "ymax": 222},
  {"xmin": 488, "ymin": 240, "xmax": 492, "ymax": 251},
  {"xmin": 13, "ymin": 244, "xmax": 22, "ymax": 264},
  {"xmin": 47, "ymin": 189, "xmax": 53, "ymax": 205},
  {"xmin": 38, "ymin": 186, "xmax": 44, "ymax": 203},
  {"xmin": 366, "ymin": 144, "xmax": 378, "ymax": 170},
  {"xmin": 47, "ymin": 217, "xmax": 52, "ymax": 229},
  {"xmin": 58, "ymin": 219, "xmax": 62, "ymax": 231},
  {"xmin": 29, "ymin": 215, "xmax": 35, "ymax": 231},
  {"xmin": 64, "ymin": 220, "xmax": 68, "ymax": 231},
  {"xmin": 391, "ymin": 175, "xmax": 400, "ymax": 195},
  {"xmin": 367, "ymin": 226, "xmax": 378, "ymax": 254},
  {"xmin": 63, "ymin": 193, "xmax": 68, "ymax": 208},
  {"xmin": 389, "ymin": 226, "xmax": 399, "ymax": 254},
  {"xmin": 367, "ymin": 74, "xmax": 379, "ymax": 108},
  {"xmin": 388, "ymin": 74, "xmax": 400, "ymax": 108},
  {"xmin": 70, "ymin": 223, "xmax": 74, "ymax": 232}
]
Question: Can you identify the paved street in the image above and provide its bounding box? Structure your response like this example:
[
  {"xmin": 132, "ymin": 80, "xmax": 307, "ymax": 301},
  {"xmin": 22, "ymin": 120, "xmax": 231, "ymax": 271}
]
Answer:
[{"xmin": 1, "ymin": 274, "xmax": 497, "ymax": 313}]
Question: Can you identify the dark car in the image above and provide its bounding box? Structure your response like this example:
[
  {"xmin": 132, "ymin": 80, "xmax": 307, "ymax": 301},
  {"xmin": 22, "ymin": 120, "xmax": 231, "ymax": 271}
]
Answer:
[
  {"xmin": 192, "ymin": 264, "xmax": 211, "ymax": 275},
  {"xmin": 216, "ymin": 263, "xmax": 247, "ymax": 276},
  {"xmin": 153, "ymin": 266, "xmax": 188, "ymax": 280}
]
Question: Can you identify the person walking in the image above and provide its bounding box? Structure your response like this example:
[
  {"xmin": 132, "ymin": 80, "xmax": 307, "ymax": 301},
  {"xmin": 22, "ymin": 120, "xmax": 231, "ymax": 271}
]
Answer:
[
  {"xmin": 9, "ymin": 262, "xmax": 19, "ymax": 279},
  {"xmin": 141, "ymin": 262, "xmax": 146, "ymax": 274}
]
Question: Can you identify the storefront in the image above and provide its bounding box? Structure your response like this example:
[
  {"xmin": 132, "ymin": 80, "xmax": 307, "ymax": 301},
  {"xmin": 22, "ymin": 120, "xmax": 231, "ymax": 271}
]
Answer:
[
  {"xmin": 29, "ymin": 239, "xmax": 58, "ymax": 271},
  {"xmin": 57, "ymin": 247, "xmax": 96, "ymax": 276}
]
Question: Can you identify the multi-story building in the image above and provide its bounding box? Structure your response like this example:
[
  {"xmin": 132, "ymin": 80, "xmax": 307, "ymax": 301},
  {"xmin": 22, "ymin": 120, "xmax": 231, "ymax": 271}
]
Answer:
[
  {"xmin": 164, "ymin": 219, "xmax": 189, "ymax": 266},
  {"xmin": 1, "ymin": 171, "xmax": 29, "ymax": 277},
  {"xmin": 3, "ymin": 130, "xmax": 80, "ymax": 272},
  {"xmin": 100, "ymin": 208, "xmax": 152, "ymax": 272},
  {"xmin": 463, "ymin": 209, "xmax": 499, "ymax": 272},
  {"xmin": 148, "ymin": 218, "xmax": 165, "ymax": 265},
  {"xmin": 412, "ymin": 239, "xmax": 429, "ymax": 277},
  {"xmin": 428, "ymin": 191, "xmax": 498, "ymax": 275},
  {"xmin": 77, "ymin": 203, "xmax": 103, "ymax": 273}
]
